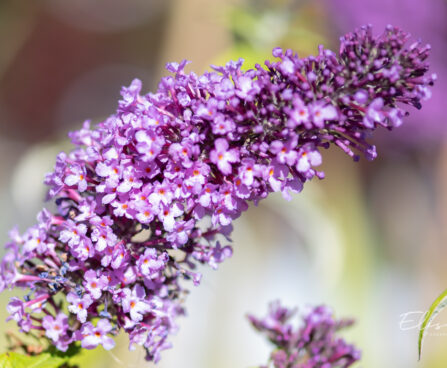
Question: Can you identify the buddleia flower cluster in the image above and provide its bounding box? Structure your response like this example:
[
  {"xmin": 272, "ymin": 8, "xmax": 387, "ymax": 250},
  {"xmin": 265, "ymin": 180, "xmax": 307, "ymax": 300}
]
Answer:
[
  {"xmin": 248, "ymin": 301, "xmax": 360, "ymax": 368},
  {"xmin": 0, "ymin": 25, "xmax": 434, "ymax": 362}
]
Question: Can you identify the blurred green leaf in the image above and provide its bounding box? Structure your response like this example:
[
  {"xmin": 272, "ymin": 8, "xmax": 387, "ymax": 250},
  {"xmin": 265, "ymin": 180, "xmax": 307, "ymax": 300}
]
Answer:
[
  {"xmin": 418, "ymin": 289, "xmax": 447, "ymax": 360},
  {"xmin": 219, "ymin": 2, "xmax": 329, "ymax": 72},
  {"xmin": 45, "ymin": 343, "xmax": 81, "ymax": 359},
  {"xmin": 0, "ymin": 352, "xmax": 66, "ymax": 368}
]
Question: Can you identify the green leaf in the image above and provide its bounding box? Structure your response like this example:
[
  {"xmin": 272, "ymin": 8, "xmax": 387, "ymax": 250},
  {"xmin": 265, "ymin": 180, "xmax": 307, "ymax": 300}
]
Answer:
[
  {"xmin": 45, "ymin": 343, "xmax": 81, "ymax": 359},
  {"xmin": 418, "ymin": 288, "xmax": 447, "ymax": 360},
  {"xmin": 0, "ymin": 352, "xmax": 66, "ymax": 368}
]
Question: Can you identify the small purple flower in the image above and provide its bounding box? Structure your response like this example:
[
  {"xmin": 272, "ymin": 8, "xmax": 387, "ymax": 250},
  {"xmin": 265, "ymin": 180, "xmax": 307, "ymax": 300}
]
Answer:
[
  {"xmin": 198, "ymin": 183, "xmax": 217, "ymax": 208},
  {"xmin": 166, "ymin": 219, "xmax": 194, "ymax": 246},
  {"xmin": 184, "ymin": 162, "xmax": 210, "ymax": 192},
  {"xmin": 121, "ymin": 266, "xmax": 138, "ymax": 285},
  {"xmin": 83, "ymin": 270, "xmax": 109, "ymax": 300},
  {"xmin": 134, "ymin": 201, "xmax": 157, "ymax": 224},
  {"xmin": 42, "ymin": 313, "xmax": 69, "ymax": 343},
  {"xmin": 90, "ymin": 217, "xmax": 117, "ymax": 251},
  {"xmin": 97, "ymin": 184, "xmax": 118, "ymax": 205},
  {"xmin": 117, "ymin": 166, "xmax": 142, "ymax": 193},
  {"xmin": 388, "ymin": 107, "xmax": 404, "ymax": 128},
  {"xmin": 363, "ymin": 98, "xmax": 385, "ymax": 128},
  {"xmin": 210, "ymin": 138, "xmax": 239, "ymax": 175},
  {"xmin": 149, "ymin": 181, "xmax": 174, "ymax": 208},
  {"xmin": 23, "ymin": 226, "xmax": 48, "ymax": 254},
  {"xmin": 109, "ymin": 243, "xmax": 129, "ymax": 269},
  {"xmin": 137, "ymin": 248, "xmax": 168, "ymax": 279},
  {"xmin": 238, "ymin": 158, "xmax": 256, "ymax": 186},
  {"xmin": 6, "ymin": 297, "xmax": 24, "ymax": 322},
  {"xmin": 75, "ymin": 199, "xmax": 97, "ymax": 222},
  {"xmin": 95, "ymin": 160, "xmax": 121, "ymax": 188},
  {"xmin": 208, "ymin": 242, "xmax": 233, "ymax": 269},
  {"xmin": 135, "ymin": 129, "xmax": 165, "ymax": 162},
  {"xmin": 235, "ymin": 75, "xmax": 260, "ymax": 101},
  {"xmin": 193, "ymin": 242, "xmax": 233, "ymax": 270},
  {"xmin": 296, "ymin": 146, "xmax": 322, "ymax": 175},
  {"xmin": 309, "ymin": 102, "xmax": 338, "ymax": 128},
  {"xmin": 288, "ymin": 99, "xmax": 310, "ymax": 128},
  {"xmin": 72, "ymin": 238, "xmax": 95, "ymax": 261},
  {"xmin": 211, "ymin": 205, "xmax": 234, "ymax": 227},
  {"xmin": 158, "ymin": 203, "xmax": 183, "ymax": 232},
  {"xmin": 354, "ymin": 89, "xmax": 368, "ymax": 104},
  {"xmin": 120, "ymin": 78, "xmax": 141, "ymax": 108},
  {"xmin": 65, "ymin": 165, "xmax": 88, "ymax": 192},
  {"xmin": 212, "ymin": 114, "xmax": 236, "ymax": 135},
  {"xmin": 111, "ymin": 198, "xmax": 134, "ymax": 219},
  {"xmin": 44, "ymin": 152, "xmax": 67, "ymax": 198},
  {"xmin": 122, "ymin": 284, "xmax": 152, "ymax": 322},
  {"xmin": 67, "ymin": 292, "xmax": 93, "ymax": 323},
  {"xmin": 279, "ymin": 56, "xmax": 296, "ymax": 75},
  {"xmin": 261, "ymin": 163, "xmax": 288, "ymax": 192},
  {"xmin": 214, "ymin": 78, "xmax": 235, "ymax": 100},
  {"xmin": 196, "ymin": 98, "xmax": 219, "ymax": 120},
  {"xmin": 270, "ymin": 138, "xmax": 298, "ymax": 166},
  {"xmin": 59, "ymin": 220, "xmax": 87, "ymax": 248},
  {"xmin": 18, "ymin": 314, "xmax": 33, "ymax": 333},
  {"xmin": 136, "ymin": 161, "xmax": 160, "ymax": 179},
  {"xmin": 280, "ymin": 177, "xmax": 303, "ymax": 201},
  {"xmin": 168, "ymin": 141, "xmax": 194, "ymax": 167},
  {"xmin": 79, "ymin": 319, "xmax": 115, "ymax": 350}
]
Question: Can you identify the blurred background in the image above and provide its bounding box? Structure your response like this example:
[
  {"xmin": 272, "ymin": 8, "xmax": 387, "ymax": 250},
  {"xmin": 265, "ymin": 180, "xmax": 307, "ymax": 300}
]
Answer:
[{"xmin": 0, "ymin": 0, "xmax": 446, "ymax": 366}]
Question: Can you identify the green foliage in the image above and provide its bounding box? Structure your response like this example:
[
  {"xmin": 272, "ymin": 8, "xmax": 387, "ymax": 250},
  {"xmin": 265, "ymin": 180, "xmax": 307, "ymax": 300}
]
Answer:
[
  {"xmin": 418, "ymin": 288, "xmax": 447, "ymax": 360},
  {"xmin": 0, "ymin": 352, "xmax": 67, "ymax": 368},
  {"xmin": 219, "ymin": 3, "xmax": 328, "ymax": 71},
  {"xmin": 45, "ymin": 343, "xmax": 81, "ymax": 360}
]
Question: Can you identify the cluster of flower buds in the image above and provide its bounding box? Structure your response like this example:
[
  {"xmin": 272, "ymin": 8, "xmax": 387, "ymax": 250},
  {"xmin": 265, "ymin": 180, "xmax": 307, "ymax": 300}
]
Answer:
[
  {"xmin": 0, "ymin": 25, "xmax": 434, "ymax": 362},
  {"xmin": 248, "ymin": 301, "xmax": 361, "ymax": 368}
]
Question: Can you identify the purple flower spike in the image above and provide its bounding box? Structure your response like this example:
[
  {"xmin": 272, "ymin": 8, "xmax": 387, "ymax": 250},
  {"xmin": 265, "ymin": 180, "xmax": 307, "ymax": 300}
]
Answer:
[{"xmin": 0, "ymin": 25, "xmax": 434, "ymax": 362}]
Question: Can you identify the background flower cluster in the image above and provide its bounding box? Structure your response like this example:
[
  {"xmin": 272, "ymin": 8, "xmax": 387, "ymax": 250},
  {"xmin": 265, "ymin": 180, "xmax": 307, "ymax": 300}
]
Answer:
[{"xmin": 249, "ymin": 301, "xmax": 360, "ymax": 367}]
